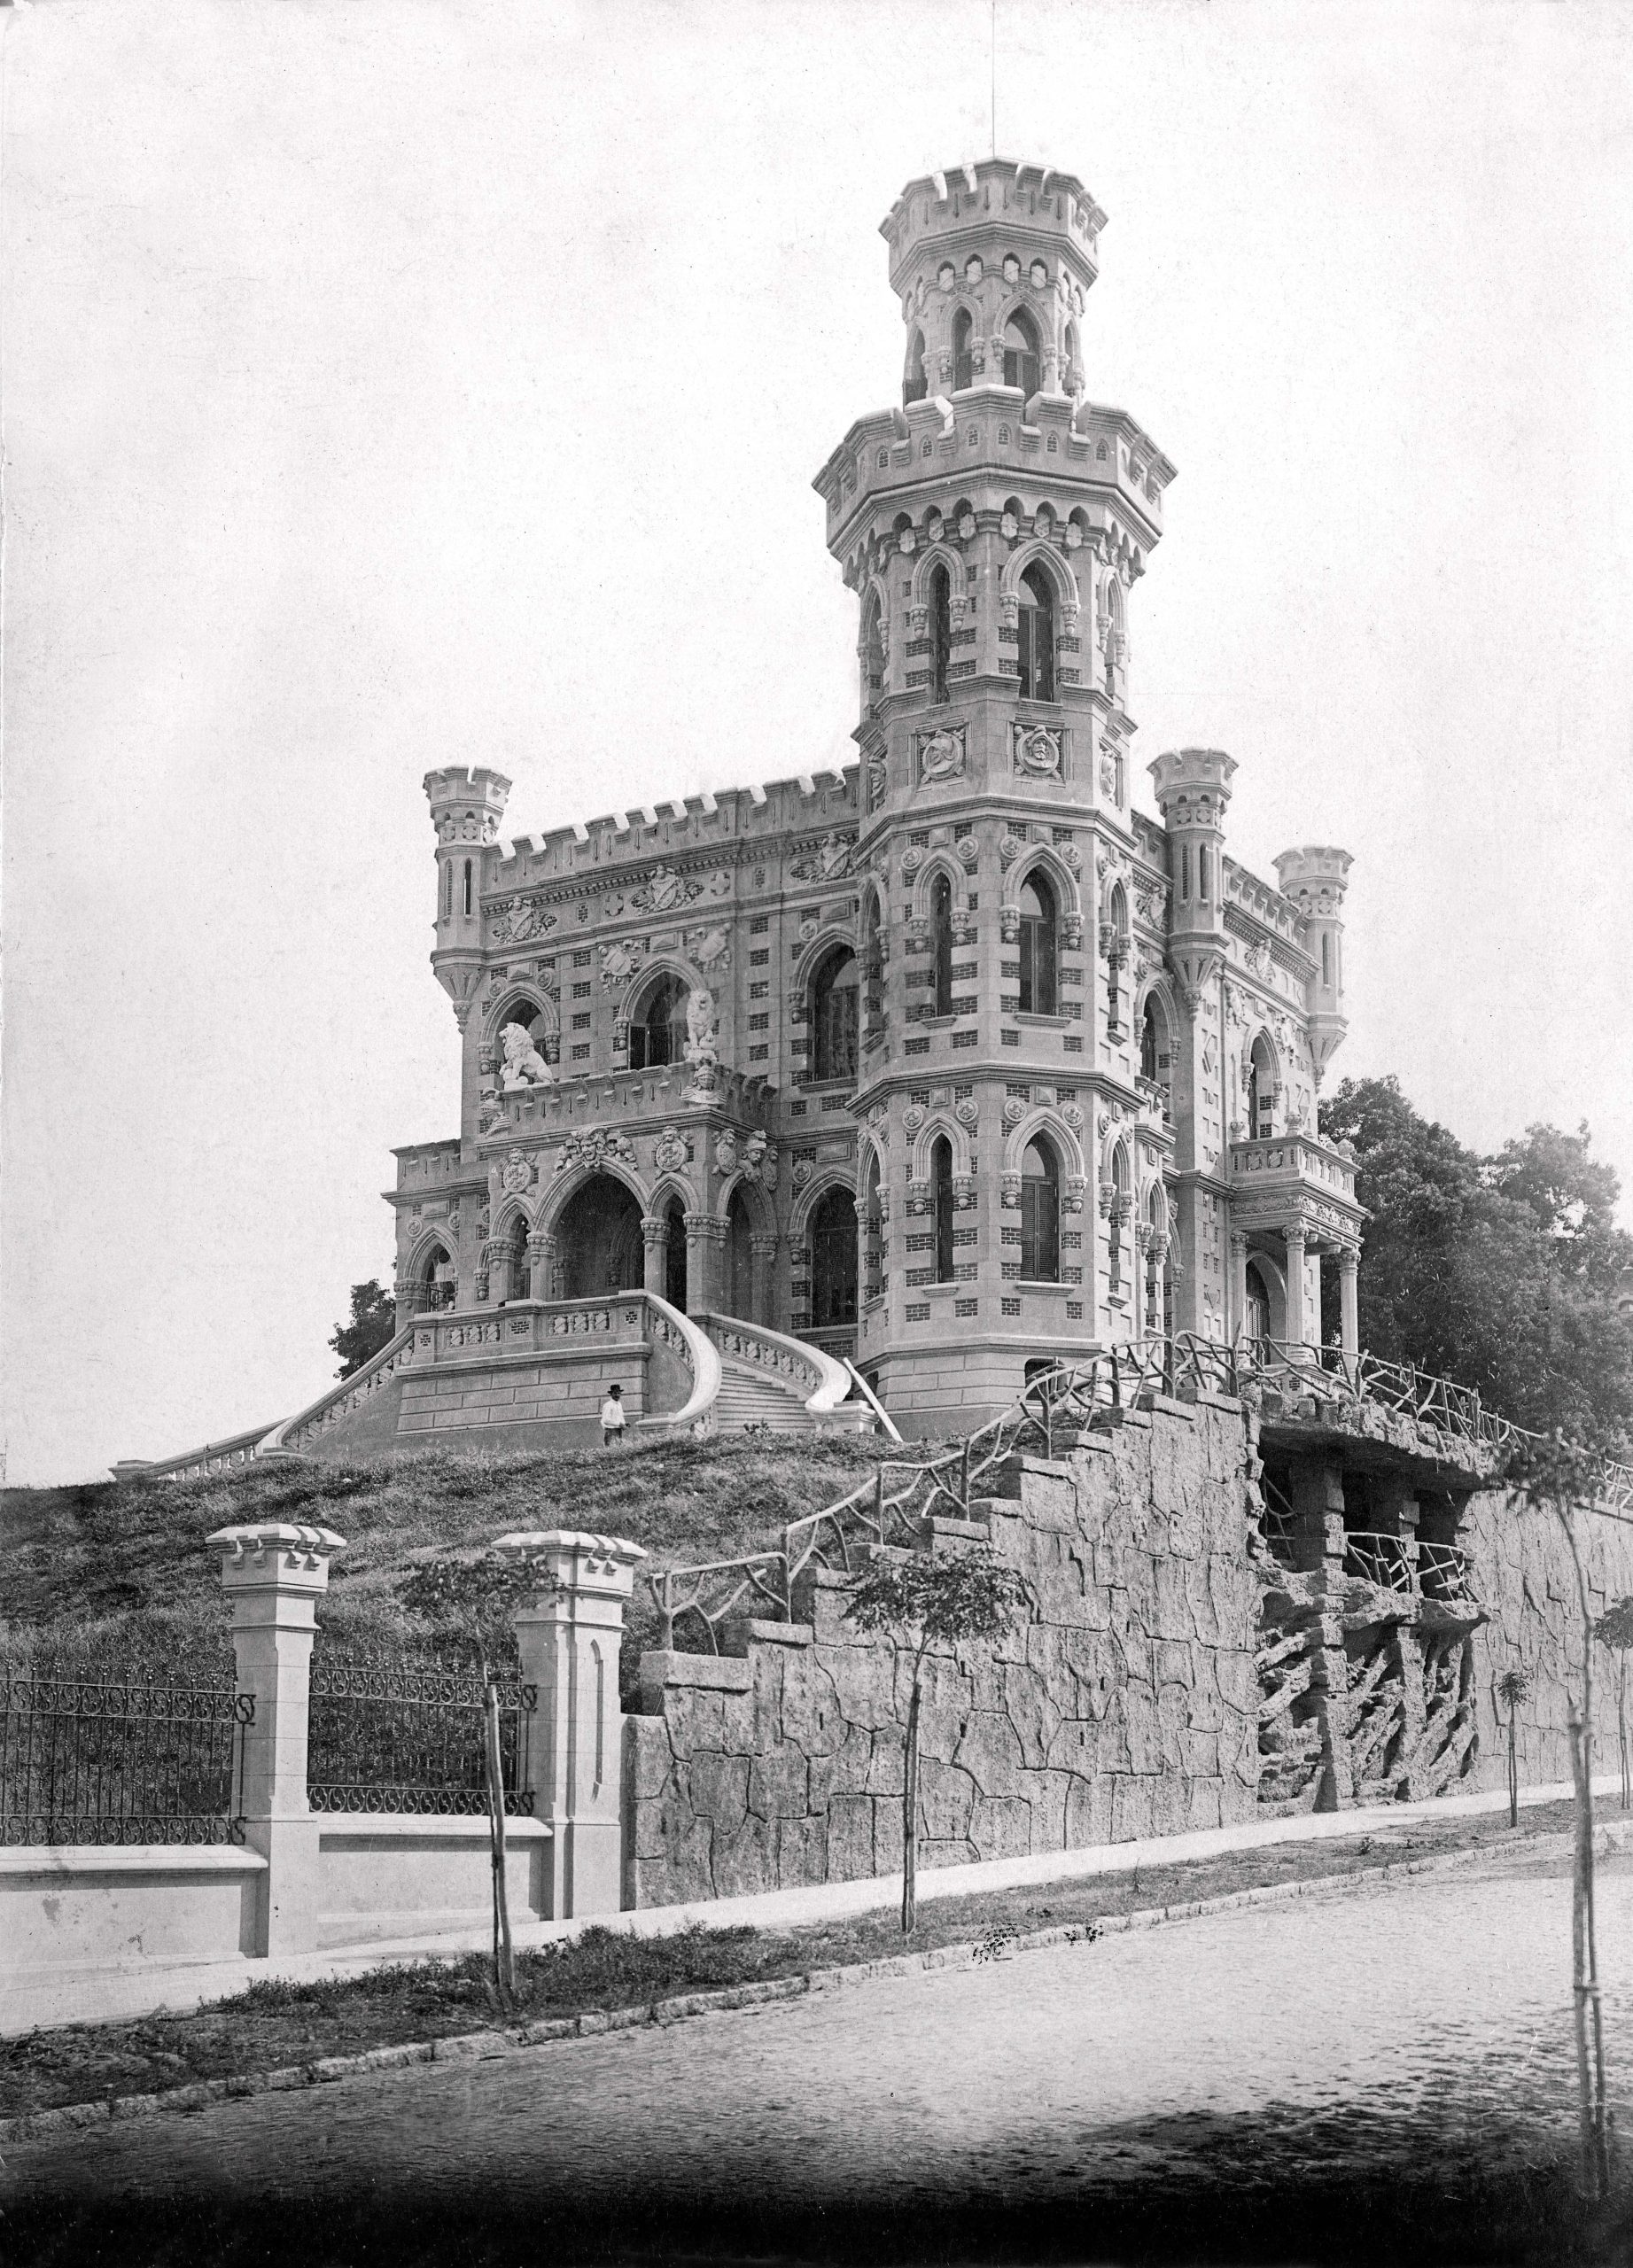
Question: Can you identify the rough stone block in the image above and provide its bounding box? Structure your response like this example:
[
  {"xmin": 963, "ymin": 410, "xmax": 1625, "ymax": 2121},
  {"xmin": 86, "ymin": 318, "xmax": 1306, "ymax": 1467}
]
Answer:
[
  {"xmin": 969, "ymin": 1793, "xmax": 1034, "ymax": 1860},
  {"xmin": 712, "ymin": 1814, "xmax": 774, "ymax": 1899},
  {"xmin": 685, "ymin": 1750, "xmax": 749, "ymax": 1838},
  {"xmin": 1065, "ymin": 1771, "xmax": 1112, "ymax": 1849},
  {"xmin": 1110, "ymin": 1775, "xmax": 1156, "ymax": 1842},
  {"xmin": 826, "ymin": 1794, "xmax": 873, "ymax": 1883},
  {"xmin": 774, "ymin": 1810, "xmax": 828, "ymax": 1886},
  {"xmin": 628, "ymin": 1716, "xmax": 673, "ymax": 1801},
  {"xmin": 747, "ymin": 1744, "xmax": 809, "ymax": 1821},
  {"xmin": 953, "ymin": 1707, "xmax": 1026, "ymax": 1793},
  {"xmin": 873, "ymin": 1794, "xmax": 904, "ymax": 1876}
]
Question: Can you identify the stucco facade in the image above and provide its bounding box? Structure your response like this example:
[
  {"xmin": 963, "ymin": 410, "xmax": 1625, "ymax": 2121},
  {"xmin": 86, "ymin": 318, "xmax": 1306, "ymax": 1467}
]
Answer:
[{"xmin": 390, "ymin": 157, "xmax": 1362, "ymax": 1433}]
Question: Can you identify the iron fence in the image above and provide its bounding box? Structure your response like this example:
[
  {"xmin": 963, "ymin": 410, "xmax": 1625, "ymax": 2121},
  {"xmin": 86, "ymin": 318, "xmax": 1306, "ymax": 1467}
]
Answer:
[
  {"xmin": 1, "ymin": 1669, "xmax": 249, "ymax": 1846},
  {"xmin": 306, "ymin": 1653, "xmax": 535, "ymax": 1816}
]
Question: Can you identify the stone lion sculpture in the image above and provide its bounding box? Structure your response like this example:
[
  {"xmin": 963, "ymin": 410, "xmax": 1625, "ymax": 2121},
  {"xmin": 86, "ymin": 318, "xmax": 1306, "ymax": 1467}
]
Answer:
[{"xmin": 498, "ymin": 1021, "xmax": 553, "ymax": 1091}]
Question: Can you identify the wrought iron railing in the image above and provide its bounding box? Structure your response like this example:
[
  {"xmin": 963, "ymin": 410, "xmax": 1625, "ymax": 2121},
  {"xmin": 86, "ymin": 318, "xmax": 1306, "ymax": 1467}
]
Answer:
[
  {"xmin": 649, "ymin": 1329, "xmax": 1629, "ymax": 1653},
  {"xmin": 1, "ymin": 1669, "xmax": 250, "ymax": 1846},
  {"xmin": 306, "ymin": 1653, "xmax": 535, "ymax": 1816}
]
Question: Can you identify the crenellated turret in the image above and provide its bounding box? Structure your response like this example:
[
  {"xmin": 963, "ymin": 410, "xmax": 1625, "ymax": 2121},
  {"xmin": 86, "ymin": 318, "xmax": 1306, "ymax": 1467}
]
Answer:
[
  {"xmin": 424, "ymin": 767, "xmax": 511, "ymax": 1028},
  {"xmin": 1274, "ymin": 846, "xmax": 1352, "ymax": 1084},
  {"xmin": 1148, "ymin": 748, "xmax": 1235, "ymax": 1011}
]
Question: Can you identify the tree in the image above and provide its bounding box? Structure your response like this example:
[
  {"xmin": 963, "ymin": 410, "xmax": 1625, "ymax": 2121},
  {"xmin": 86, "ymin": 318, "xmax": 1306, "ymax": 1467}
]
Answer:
[
  {"xmin": 1496, "ymin": 1666, "xmax": 1531, "ymax": 1829},
  {"xmin": 844, "ymin": 1547, "xmax": 1029, "ymax": 1933},
  {"xmin": 1318, "ymin": 1078, "xmax": 1633, "ymax": 1449},
  {"xmin": 330, "ymin": 1279, "xmax": 399, "ymax": 1379}
]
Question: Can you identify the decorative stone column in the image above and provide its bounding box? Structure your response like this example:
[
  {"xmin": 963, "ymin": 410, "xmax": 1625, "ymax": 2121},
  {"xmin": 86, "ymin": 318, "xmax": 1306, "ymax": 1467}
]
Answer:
[
  {"xmin": 526, "ymin": 1231, "xmax": 554, "ymax": 1303},
  {"xmin": 1228, "ymin": 1231, "xmax": 1248, "ymax": 1345},
  {"xmin": 750, "ymin": 1231, "xmax": 780, "ymax": 1326},
  {"xmin": 641, "ymin": 1213, "xmax": 669, "ymax": 1299},
  {"xmin": 1283, "ymin": 1223, "xmax": 1307, "ymax": 1348},
  {"xmin": 1338, "ymin": 1246, "xmax": 1360, "ymax": 1359},
  {"xmin": 209, "ymin": 1521, "xmax": 346, "ymax": 1957},
  {"xmin": 684, "ymin": 1210, "xmax": 726, "ymax": 1313},
  {"xmin": 494, "ymin": 1529, "xmax": 647, "ymax": 1919}
]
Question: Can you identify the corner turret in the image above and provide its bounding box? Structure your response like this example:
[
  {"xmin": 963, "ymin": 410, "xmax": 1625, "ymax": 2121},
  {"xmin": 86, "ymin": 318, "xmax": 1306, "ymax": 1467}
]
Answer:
[
  {"xmin": 1149, "ymin": 748, "xmax": 1235, "ymax": 1010},
  {"xmin": 1274, "ymin": 846, "xmax": 1352, "ymax": 1082},
  {"xmin": 424, "ymin": 767, "xmax": 511, "ymax": 1027}
]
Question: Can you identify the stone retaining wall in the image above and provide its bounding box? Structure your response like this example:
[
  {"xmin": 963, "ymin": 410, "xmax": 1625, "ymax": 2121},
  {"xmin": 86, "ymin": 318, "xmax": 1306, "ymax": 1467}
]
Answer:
[{"xmin": 626, "ymin": 1392, "xmax": 1261, "ymax": 1907}]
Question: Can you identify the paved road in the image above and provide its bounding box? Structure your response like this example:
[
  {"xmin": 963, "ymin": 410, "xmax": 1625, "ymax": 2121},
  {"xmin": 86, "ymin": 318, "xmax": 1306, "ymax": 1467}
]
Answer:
[{"xmin": 6, "ymin": 1847, "xmax": 1633, "ymax": 2264}]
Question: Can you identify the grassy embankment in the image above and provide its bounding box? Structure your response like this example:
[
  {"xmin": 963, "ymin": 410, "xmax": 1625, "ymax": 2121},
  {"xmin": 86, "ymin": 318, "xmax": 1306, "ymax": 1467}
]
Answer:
[
  {"xmin": 0, "ymin": 1433, "xmax": 893, "ymax": 1691},
  {"xmin": 0, "ymin": 1801, "xmax": 1582, "ymax": 2121}
]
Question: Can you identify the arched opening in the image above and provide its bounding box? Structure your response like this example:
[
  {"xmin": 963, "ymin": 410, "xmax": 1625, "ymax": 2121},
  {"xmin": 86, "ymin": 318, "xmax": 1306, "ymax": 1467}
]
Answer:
[
  {"xmin": 952, "ymin": 307, "xmax": 974, "ymax": 392},
  {"xmin": 556, "ymin": 1174, "xmax": 643, "ymax": 1301},
  {"xmin": 861, "ymin": 589, "xmax": 884, "ymax": 710},
  {"xmin": 499, "ymin": 1216, "xmax": 532, "ymax": 1304},
  {"xmin": 861, "ymin": 1149, "xmax": 883, "ymax": 1303},
  {"xmin": 810, "ymin": 946, "xmax": 859, "ymax": 1084},
  {"xmin": 1140, "ymin": 993, "xmax": 1171, "ymax": 1111},
  {"xmin": 462, "ymin": 858, "xmax": 473, "ymax": 917},
  {"xmin": 903, "ymin": 328, "xmax": 927, "ymax": 407},
  {"xmin": 661, "ymin": 1197, "xmax": 688, "ymax": 1312},
  {"xmin": 1108, "ymin": 1143, "xmax": 1130, "ymax": 1290},
  {"xmin": 929, "ymin": 560, "xmax": 952, "ymax": 703},
  {"xmin": 417, "ymin": 1240, "xmax": 455, "ymax": 1313},
  {"xmin": 932, "ymin": 1135, "xmax": 954, "ymax": 1283},
  {"xmin": 440, "ymin": 863, "xmax": 453, "ymax": 920},
  {"xmin": 931, "ymin": 873, "xmax": 954, "ymax": 1017},
  {"xmin": 809, "ymin": 1186, "xmax": 858, "ymax": 1332},
  {"xmin": 1107, "ymin": 882, "xmax": 1129, "ymax": 1032},
  {"xmin": 725, "ymin": 1187, "xmax": 754, "ymax": 1319},
  {"xmin": 862, "ymin": 889, "xmax": 884, "ymax": 1039},
  {"xmin": 1145, "ymin": 1186, "xmax": 1173, "ymax": 1344},
  {"xmin": 629, "ymin": 974, "xmax": 689, "ymax": 1071},
  {"xmin": 1020, "ymin": 1137, "xmax": 1061, "ymax": 1284},
  {"xmin": 1244, "ymin": 1260, "xmax": 1271, "ymax": 1353},
  {"xmin": 1321, "ymin": 932, "xmax": 1332, "ymax": 987},
  {"xmin": 1248, "ymin": 1036, "xmax": 1276, "ymax": 1139},
  {"xmin": 1018, "ymin": 871, "xmax": 1057, "ymax": 1014},
  {"xmin": 1063, "ymin": 317, "xmax": 1082, "ymax": 395},
  {"xmin": 1003, "ymin": 308, "xmax": 1041, "ymax": 400},
  {"xmin": 1017, "ymin": 562, "xmax": 1055, "ymax": 702},
  {"xmin": 1104, "ymin": 577, "xmax": 1125, "ymax": 688}
]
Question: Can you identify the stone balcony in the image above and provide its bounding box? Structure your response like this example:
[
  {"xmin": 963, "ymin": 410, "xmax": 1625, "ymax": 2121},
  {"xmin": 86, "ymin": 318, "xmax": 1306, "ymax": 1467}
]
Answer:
[
  {"xmin": 1226, "ymin": 1130, "xmax": 1363, "ymax": 1244},
  {"xmin": 481, "ymin": 1063, "xmax": 777, "ymax": 1146}
]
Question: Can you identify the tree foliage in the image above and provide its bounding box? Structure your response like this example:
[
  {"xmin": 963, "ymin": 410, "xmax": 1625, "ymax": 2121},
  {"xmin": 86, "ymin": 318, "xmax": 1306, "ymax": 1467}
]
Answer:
[
  {"xmin": 1319, "ymin": 1077, "xmax": 1633, "ymax": 1449},
  {"xmin": 330, "ymin": 1279, "xmax": 400, "ymax": 1379},
  {"xmin": 844, "ymin": 1548, "xmax": 1030, "ymax": 1662}
]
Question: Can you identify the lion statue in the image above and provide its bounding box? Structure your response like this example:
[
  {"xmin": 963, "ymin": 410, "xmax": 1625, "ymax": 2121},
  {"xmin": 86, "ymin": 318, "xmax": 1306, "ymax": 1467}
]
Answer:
[{"xmin": 498, "ymin": 1021, "xmax": 553, "ymax": 1091}]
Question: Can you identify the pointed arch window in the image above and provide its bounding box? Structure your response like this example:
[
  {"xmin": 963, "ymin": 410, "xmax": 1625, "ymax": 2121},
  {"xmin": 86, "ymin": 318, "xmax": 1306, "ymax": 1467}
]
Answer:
[
  {"xmin": 441, "ymin": 863, "xmax": 453, "ymax": 920},
  {"xmin": 903, "ymin": 328, "xmax": 928, "ymax": 407},
  {"xmin": 811, "ymin": 947, "xmax": 859, "ymax": 1083},
  {"xmin": 952, "ymin": 307, "xmax": 974, "ymax": 392},
  {"xmin": 929, "ymin": 561, "xmax": 952, "ymax": 703},
  {"xmin": 463, "ymin": 858, "xmax": 473, "ymax": 917},
  {"xmin": 810, "ymin": 1186, "xmax": 858, "ymax": 1327},
  {"xmin": 861, "ymin": 590, "xmax": 884, "ymax": 710},
  {"xmin": 1063, "ymin": 318, "xmax": 1082, "ymax": 396},
  {"xmin": 1020, "ymin": 1138, "xmax": 1061, "ymax": 1283},
  {"xmin": 1140, "ymin": 992, "xmax": 1171, "ymax": 1115},
  {"xmin": 932, "ymin": 1136, "xmax": 955, "ymax": 1283},
  {"xmin": 1248, "ymin": 1036, "xmax": 1276, "ymax": 1139},
  {"xmin": 1017, "ymin": 563, "xmax": 1055, "ymax": 702},
  {"xmin": 1108, "ymin": 1145, "xmax": 1130, "ymax": 1289},
  {"xmin": 1018, "ymin": 872, "xmax": 1057, "ymax": 1015},
  {"xmin": 1003, "ymin": 309, "xmax": 1041, "ymax": 400},
  {"xmin": 1145, "ymin": 1186, "xmax": 1173, "ymax": 1343},
  {"xmin": 931, "ymin": 873, "xmax": 954, "ymax": 1017},
  {"xmin": 629, "ymin": 974, "xmax": 689, "ymax": 1071}
]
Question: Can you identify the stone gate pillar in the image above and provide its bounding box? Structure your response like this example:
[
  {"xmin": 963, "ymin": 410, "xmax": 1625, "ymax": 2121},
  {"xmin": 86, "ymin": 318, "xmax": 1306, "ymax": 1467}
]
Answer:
[
  {"xmin": 495, "ymin": 1528, "xmax": 647, "ymax": 1919},
  {"xmin": 209, "ymin": 1521, "xmax": 346, "ymax": 1957}
]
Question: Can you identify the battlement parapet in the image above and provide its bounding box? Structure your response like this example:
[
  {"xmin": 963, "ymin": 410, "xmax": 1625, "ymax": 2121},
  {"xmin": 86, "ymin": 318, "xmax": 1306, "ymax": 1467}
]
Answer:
[
  {"xmin": 424, "ymin": 767, "xmax": 512, "ymax": 845},
  {"xmin": 487, "ymin": 768, "xmax": 859, "ymax": 890},
  {"xmin": 882, "ymin": 158, "xmax": 1107, "ymax": 294}
]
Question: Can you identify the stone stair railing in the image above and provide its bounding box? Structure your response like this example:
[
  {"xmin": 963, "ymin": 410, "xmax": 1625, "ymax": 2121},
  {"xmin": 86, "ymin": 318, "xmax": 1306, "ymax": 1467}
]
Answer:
[{"xmin": 693, "ymin": 1312, "xmax": 864, "ymax": 1429}]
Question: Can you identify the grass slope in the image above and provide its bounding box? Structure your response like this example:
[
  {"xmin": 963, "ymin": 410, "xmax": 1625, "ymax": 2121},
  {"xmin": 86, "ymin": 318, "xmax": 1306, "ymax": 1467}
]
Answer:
[{"xmin": 0, "ymin": 1434, "xmax": 891, "ymax": 1685}]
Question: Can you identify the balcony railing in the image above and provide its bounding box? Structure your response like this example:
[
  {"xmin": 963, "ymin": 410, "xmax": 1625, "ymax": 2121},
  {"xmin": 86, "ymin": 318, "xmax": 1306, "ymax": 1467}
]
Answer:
[{"xmin": 1228, "ymin": 1131, "xmax": 1359, "ymax": 1207}]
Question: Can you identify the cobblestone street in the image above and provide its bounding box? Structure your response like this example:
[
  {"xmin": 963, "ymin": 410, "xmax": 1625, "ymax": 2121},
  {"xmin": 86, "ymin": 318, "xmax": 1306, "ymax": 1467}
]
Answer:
[{"xmin": 7, "ymin": 1845, "xmax": 1633, "ymax": 2264}]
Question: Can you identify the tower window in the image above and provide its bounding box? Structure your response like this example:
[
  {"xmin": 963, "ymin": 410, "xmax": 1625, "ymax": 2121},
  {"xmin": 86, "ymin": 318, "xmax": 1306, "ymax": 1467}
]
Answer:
[
  {"xmin": 932, "ymin": 1136, "xmax": 954, "ymax": 1283},
  {"xmin": 811, "ymin": 946, "xmax": 859, "ymax": 1083},
  {"xmin": 441, "ymin": 863, "xmax": 453, "ymax": 919},
  {"xmin": 1020, "ymin": 1138, "xmax": 1061, "ymax": 1283},
  {"xmin": 931, "ymin": 873, "xmax": 954, "ymax": 1016},
  {"xmin": 1248, "ymin": 1036, "xmax": 1276, "ymax": 1139},
  {"xmin": 953, "ymin": 307, "xmax": 974, "ymax": 392},
  {"xmin": 629, "ymin": 974, "xmax": 689, "ymax": 1070},
  {"xmin": 1180, "ymin": 845, "xmax": 1192, "ymax": 903},
  {"xmin": 1321, "ymin": 932, "xmax": 1332, "ymax": 987},
  {"xmin": 463, "ymin": 858, "xmax": 473, "ymax": 917},
  {"xmin": 1017, "ymin": 563, "xmax": 1055, "ymax": 702},
  {"xmin": 929, "ymin": 562, "xmax": 951, "ymax": 703},
  {"xmin": 1003, "ymin": 309, "xmax": 1041, "ymax": 401},
  {"xmin": 1018, "ymin": 873, "xmax": 1057, "ymax": 1015},
  {"xmin": 903, "ymin": 327, "xmax": 928, "ymax": 408},
  {"xmin": 1198, "ymin": 846, "xmax": 1211, "ymax": 900}
]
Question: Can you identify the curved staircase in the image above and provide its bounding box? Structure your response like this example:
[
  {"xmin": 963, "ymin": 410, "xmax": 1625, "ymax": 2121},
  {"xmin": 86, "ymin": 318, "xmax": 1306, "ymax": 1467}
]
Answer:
[{"xmin": 695, "ymin": 1313, "xmax": 874, "ymax": 1436}]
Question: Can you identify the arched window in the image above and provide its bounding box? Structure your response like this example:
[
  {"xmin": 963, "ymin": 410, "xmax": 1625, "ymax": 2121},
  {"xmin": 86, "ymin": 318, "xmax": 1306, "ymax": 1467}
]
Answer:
[
  {"xmin": 629, "ymin": 974, "xmax": 689, "ymax": 1071},
  {"xmin": 952, "ymin": 307, "xmax": 974, "ymax": 392},
  {"xmin": 810, "ymin": 1186, "xmax": 858, "ymax": 1329},
  {"xmin": 932, "ymin": 1136, "xmax": 954, "ymax": 1283},
  {"xmin": 931, "ymin": 873, "xmax": 954, "ymax": 1017},
  {"xmin": 462, "ymin": 858, "xmax": 473, "ymax": 917},
  {"xmin": 661, "ymin": 1197, "xmax": 688, "ymax": 1312},
  {"xmin": 1139, "ymin": 993, "xmax": 1170, "ymax": 1110},
  {"xmin": 1248, "ymin": 1036, "xmax": 1276, "ymax": 1139},
  {"xmin": 1108, "ymin": 1145, "xmax": 1130, "ymax": 1288},
  {"xmin": 1063, "ymin": 318, "xmax": 1082, "ymax": 395},
  {"xmin": 1198, "ymin": 846, "xmax": 1211, "ymax": 901},
  {"xmin": 861, "ymin": 1149, "xmax": 883, "ymax": 1301},
  {"xmin": 1145, "ymin": 1185, "xmax": 1172, "ymax": 1344},
  {"xmin": 1018, "ymin": 872, "xmax": 1057, "ymax": 1015},
  {"xmin": 1017, "ymin": 563, "xmax": 1055, "ymax": 702},
  {"xmin": 441, "ymin": 863, "xmax": 453, "ymax": 919},
  {"xmin": 1244, "ymin": 1261, "xmax": 1271, "ymax": 1353},
  {"xmin": 1020, "ymin": 1138, "xmax": 1061, "ymax": 1283},
  {"xmin": 1179, "ymin": 845, "xmax": 1192, "ymax": 903},
  {"xmin": 725, "ymin": 1188, "xmax": 754, "ymax": 1319},
  {"xmin": 1003, "ymin": 309, "xmax": 1040, "ymax": 400},
  {"xmin": 1107, "ymin": 883, "xmax": 1128, "ymax": 1032},
  {"xmin": 903, "ymin": 328, "xmax": 927, "ymax": 407},
  {"xmin": 811, "ymin": 947, "xmax": 859, "ymax": 1083},
  {"xmin": 420, "ymin": 1241, "xmax": 455, "ymax": 1313},
  {"xmin": 1321, "ymin": 932, "xmax": 1332, "ymax": 988},
  {"xmin": 862, "ymin": 589, "xmax": 884, "ymax": 709},
  {"xmin": 929, "ymin": 561, "xmax": 952, "ymax": 703},
  {"xmin": 502, "ymin": 1216, "xmax": 531, "ymax": 1304}
]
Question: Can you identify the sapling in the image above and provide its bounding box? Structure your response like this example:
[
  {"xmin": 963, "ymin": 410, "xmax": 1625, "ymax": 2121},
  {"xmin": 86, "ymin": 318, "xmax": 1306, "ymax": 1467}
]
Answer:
[
  {"xmin": 1496, "ymin": 1665, "xmax": 1530, "ymax": 1829},
  {"xmin": 844, "ymin": 1545, "xmax": 1029, "ymax": 1933},
  {"xmin": 1593, "ymin": 1597, "xmax": 1633, "ymax": 1814}
]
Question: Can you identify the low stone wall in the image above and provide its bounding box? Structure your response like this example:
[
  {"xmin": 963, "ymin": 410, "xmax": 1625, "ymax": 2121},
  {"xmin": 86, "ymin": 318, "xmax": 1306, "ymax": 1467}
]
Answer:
[
  {"xmin": 1465, "ymin": 1486, "xmax": 1633, "ymax": 1793},
  {"xmin": 1, "ymin": 1845, "xmax": 268, "ymax": 1974},
  {"xmin": 626, "ymin": 1394, "xmax": 1261, "ymax": 1907},
  {"xmin": 315, "ymin": 1815, "xmax": 552, "ymax": 1949}
]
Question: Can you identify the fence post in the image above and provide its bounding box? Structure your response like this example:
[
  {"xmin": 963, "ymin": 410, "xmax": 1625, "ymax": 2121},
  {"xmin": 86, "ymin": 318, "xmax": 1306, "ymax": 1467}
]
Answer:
[
  {"xmin": 494, "ymin": 1528, "xmax": 647, "ymax": 1919},
  {"xmin": 208, "ymin": 1520, "xmax": 346, "ymax": 1957}
]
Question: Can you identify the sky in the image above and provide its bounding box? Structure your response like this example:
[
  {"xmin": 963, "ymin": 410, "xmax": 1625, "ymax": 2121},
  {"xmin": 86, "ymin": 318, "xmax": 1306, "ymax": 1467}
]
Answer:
[{"xmin": 4, "ymin": 0, "xmax": 1631, "ymax": 1486}]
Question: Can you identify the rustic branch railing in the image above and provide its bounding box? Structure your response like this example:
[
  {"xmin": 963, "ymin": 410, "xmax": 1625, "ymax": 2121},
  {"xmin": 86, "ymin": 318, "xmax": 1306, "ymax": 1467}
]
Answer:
[
  {"xmin": 1, "ymin": 1670, "xmax": 251, "ymax": 1846},
  {"xmin": 1343, "ymin": 1529, "xmax": 1416, "ymax": 1596},
  {"xmin": 649, "ymin": 1331, "xmax": 1630, "ymax": 1653},
  {"xmin": 1418, "ymin": 1539, "xmax": 1475, "ymax": 1603},
  {"xmin": 306, "ymin": 1656, "xmax": 535, "ymax": 1816}
]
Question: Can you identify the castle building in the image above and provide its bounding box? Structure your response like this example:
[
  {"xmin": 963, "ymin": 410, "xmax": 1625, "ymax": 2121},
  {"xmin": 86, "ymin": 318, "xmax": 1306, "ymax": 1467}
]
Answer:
[{"xmin": 390, "ymin": 158, "xmax": 1363, "ymax": 1439}]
